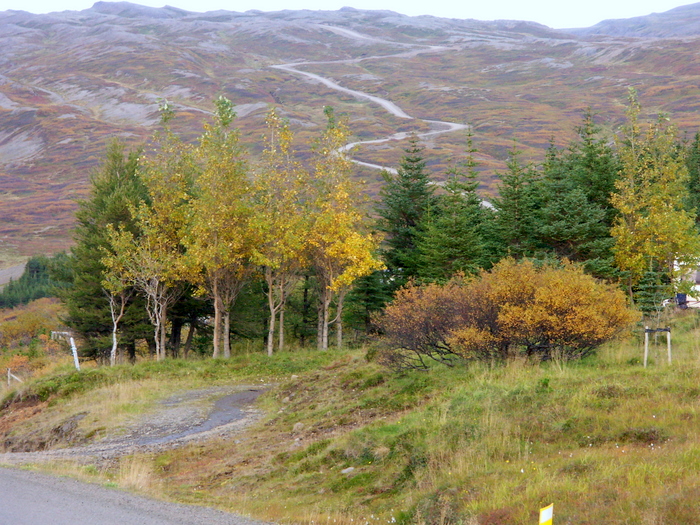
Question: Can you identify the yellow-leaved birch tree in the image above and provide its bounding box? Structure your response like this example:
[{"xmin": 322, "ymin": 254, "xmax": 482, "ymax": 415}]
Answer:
[
  {"xmin": 252, "ymin": 108, "xmax": 309, "ymax": 356},
  {"xmin": 102, "ymin": 114, "xmax": 193, "ymax": 360},
  {"xmin": 307, "ymin": 108, "xmax": 384, "ymax": 350},
  {"xmin": 611, "ymin": 88, "xmax": 700, "ymax": 300},
  {"xmin": 185, "ymin": 96, "xmax": 254, "ymax": 358}
]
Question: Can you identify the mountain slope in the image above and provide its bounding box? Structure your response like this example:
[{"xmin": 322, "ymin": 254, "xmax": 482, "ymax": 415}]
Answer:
[
  {"xmin": 1, "ymin": 2, "xmax": 700, "ymax": 262},
  {"xmin": 569, "ymin": 2, "xmax": 700, "ymax": 37}
]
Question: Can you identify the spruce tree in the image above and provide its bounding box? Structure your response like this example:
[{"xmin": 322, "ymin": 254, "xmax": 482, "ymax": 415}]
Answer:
[
  {"xmin": 376, "ymin": 135, "xmax": 435, "ymax": 287},
  {"xmin": 490, "ymin": 145, "xmax": 542, "ymax": 259},
  {"xmin": 536, "ymin": 122, "xmax": 619, "ymax": 279},
  {"xmin": 59, "ymin": 140, "xmax": 151, "ymax": 361},
  {"xmin": 415, "ymin": 132, "xmax": 492, "ymax": 282}
]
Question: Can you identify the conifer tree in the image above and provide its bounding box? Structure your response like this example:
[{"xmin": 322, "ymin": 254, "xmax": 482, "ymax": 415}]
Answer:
[
  {"xmin": 59, "ymin": 141, "xmax": 151, "ymax": 362},
  {"xmin": 377, "ymin": 135, "xmax": 435, "ymax": 287},
  {"xmin": 536, "ymin": 117, "xmax": 620, "ymax": 279},
  {"xmin": 490, "ymin": 145, "xmax": 542, "ymax": 259},
  {"xmin": 415, "ymin": 131, "xmax": 492, "ymax": 282}
]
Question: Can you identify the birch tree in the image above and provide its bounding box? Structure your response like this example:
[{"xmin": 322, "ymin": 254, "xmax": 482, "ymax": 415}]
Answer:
[
  {"xmin": 611, "ymin": 88, "xmax": 700, "ymax": 300},
  {"xmin": 253, "ymin": 109, "xmax": 309, "ymax": 356},
  {"xmin": 103, "ymin": 112, "xmax": 193, "ymax": 361},
  {"xmin": 307, "ymin": 108, "xmax": 384, "ymax": 350},
  {"xmin": 185, "ymin": 96, "xmax": 254, "ymax": 358}
]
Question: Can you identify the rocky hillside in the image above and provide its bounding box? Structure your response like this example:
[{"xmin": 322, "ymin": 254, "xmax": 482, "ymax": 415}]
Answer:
[{"xmin": 1, "ymin": 1, "xmax": 700, "ymax": 261}]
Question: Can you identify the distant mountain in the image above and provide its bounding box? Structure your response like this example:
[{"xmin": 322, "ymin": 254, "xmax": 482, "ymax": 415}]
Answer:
[
  {"xmin": 569, "ymin": 2, "xmax": 700, "ymax": 37},
  {"xmin": 1, "ymin": 2, "xmax": 700, "ymax": 261}
]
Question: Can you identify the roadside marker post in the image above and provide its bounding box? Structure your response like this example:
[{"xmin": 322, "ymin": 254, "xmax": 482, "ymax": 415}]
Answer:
[
  {"xmin": 539, "ymin": 503, "xmax": 553, "ymax": 525},
  {"xmin": 51, "ymin": 331, "xmax": 81, "ymax": 371}
]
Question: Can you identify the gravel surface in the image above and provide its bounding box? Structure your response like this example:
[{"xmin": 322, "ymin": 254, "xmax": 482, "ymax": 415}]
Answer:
[
  {"xmin": 0, "ymin": 385, "xmax": 268, "ymax": 466},
  {"xmin": 0, "ymin": 384, "xmax": 271, "ymax": 524}
]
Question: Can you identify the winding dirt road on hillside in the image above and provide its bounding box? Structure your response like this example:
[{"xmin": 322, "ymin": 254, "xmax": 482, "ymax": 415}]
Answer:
[{"xmin": 271, "ymin": 26, "xmax": 469, "ymax": 173}]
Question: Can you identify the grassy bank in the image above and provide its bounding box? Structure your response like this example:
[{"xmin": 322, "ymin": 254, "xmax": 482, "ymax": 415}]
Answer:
[{"xmin": 5, "ymin": 312, "xmax": 700, "ymax": 524}]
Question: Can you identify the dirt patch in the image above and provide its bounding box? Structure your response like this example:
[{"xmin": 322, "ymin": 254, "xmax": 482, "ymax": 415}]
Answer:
[
  {"xmin": 0, "ymin": 397, "xmax": 47, "ymax": 437},
  {"xmin": 4, "ymin": 412, "xmax": 88, "ymax": 452}
]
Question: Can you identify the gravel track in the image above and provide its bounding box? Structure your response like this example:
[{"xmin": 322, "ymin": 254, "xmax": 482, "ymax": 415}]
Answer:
[
  {"xmin": 0, "ymin": 384, "xmax": 270, "ymax": 524},
  {"xmin": 0, "ymin": 385, "xmax": 267, "ymax": 466}
]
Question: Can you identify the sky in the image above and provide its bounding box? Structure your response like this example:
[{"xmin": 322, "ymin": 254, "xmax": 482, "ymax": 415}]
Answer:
[{"xmin": 0, "ymin": 0, "xmax": 696, "ymax": 29}]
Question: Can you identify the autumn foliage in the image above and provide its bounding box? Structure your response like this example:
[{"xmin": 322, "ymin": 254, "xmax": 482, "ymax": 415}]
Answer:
[{"xmin": 378, "ymin": 259, "xmax": 637, "ymax": 368}]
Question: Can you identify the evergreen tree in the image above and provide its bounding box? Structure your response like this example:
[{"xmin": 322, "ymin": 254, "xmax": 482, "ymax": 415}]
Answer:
[
  {"xmin": 376, "ymin": 135, "xmax": 436, "ymax": 287},
  {"xmin": 490, "ymin": 145, "xmax": 542, "ymax": 259},
  {"xmin": 536, "ymin": 118, "xmax": 620, "ymax": 279},
  {"xmin": 0, "ymin": 254, "xmax": 69, "ymax": 308},
  {"xmin": 415, "ymin": 132, "xmax": 492, "ymax": 282},
  {"xmin": 59, "ymin": 140, "xmax": 151, "ymax": 362}
]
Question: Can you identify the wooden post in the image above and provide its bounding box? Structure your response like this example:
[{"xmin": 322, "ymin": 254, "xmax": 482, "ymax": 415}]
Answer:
[
  {"xmin": 644, "ymin": 326, "xmax": 649, "ymax": 368},
  {"xmin": 667, "ymin": 329, "xmax": 672, "ymax": 365}
]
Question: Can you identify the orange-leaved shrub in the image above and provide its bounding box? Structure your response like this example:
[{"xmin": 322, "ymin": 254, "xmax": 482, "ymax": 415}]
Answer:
[{"xmin": 378, "ymin": 258, "xmax": 637, "ymax": 369}]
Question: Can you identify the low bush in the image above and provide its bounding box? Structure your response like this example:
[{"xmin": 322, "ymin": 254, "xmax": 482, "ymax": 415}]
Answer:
[{"xmin": 378, "ymin": 258, "xmax": 638, "ymax": 368}]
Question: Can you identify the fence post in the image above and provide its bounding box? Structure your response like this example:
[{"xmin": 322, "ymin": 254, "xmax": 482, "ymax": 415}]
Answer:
[
  {"xmin": 667, "ymin": 329, "xmax": 672, "ymax": 365},
  {"xmin": 644, "ymin": 326, "xmax": 649, "ymax": 368}
]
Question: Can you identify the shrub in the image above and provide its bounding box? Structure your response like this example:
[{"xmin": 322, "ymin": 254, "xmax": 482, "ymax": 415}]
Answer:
[{"xmin": 378, "ymin": 258, "xmax": 637, "ymax": 368}]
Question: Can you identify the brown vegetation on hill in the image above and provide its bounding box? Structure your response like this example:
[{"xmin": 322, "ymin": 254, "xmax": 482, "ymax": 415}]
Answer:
[{"xmin": 2, "ymin": 3, "xmax": 700, "ymax": 260}]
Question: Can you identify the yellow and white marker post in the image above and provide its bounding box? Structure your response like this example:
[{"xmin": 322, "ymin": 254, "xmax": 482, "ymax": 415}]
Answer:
[{"xmin": 539, "ymin": 503, "xmax": 553, "ymax": 525}]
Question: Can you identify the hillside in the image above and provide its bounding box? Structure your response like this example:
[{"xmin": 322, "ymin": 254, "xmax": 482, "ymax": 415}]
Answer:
[
  {"xmin": 3, "ymin": 316, "xmax": 700, "ymax": 523},
  {"xmin": 2, "ymin": 2, "xmax": 700, "ymax": 262},
  {"xmin": 569, "ymin": 2, "xmax": 700, "ymax": 37}
]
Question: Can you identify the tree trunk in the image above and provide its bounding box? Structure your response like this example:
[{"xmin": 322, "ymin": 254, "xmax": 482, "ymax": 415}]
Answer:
[
  {"xmin": 183, "ymin": 322, "xmax": 196, "ymax": 359},
  {"xmin": 126, "ymin": 340, "xmax": 136, "ymax": 364},
  {"xmin": 212, "ymin": 278, "xmax": 222, "ymax": 358},
  {"xmin": 278, "ymin": 302, "xmax": 285, "ymax": 353},
  {"xmin": 301, "ymin": 275, "xmax": 310, "ymax": 348},
  {"xmin": 169, "ymin": 318, "xmax": 183, "ymax": 358},
  {"xmin": 319, "ymin": 287, "xmax": 331, "ymax": 351},
  {"xmin": 158, "ymin": 304, "xmax": 168, "ymax": 361},
  {"xmin": 223, "ymin": 310, "xmax": 231, "ymax": 358},
  {"xmin": 108, "ymin": 293, "xmax": 127, "ymax": 367},
  {"xmin": 267, "ymin": 271, "xmax": 276, "ymax": 357},
  {"xmin": 335, "ymin": 290, "xmax": 346, "ymax": 350}
]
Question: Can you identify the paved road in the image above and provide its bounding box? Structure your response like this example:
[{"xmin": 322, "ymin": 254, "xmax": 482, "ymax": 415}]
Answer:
[{"xmin": 0, "ymin": 467, "xmax": 265, "ymax": 525}]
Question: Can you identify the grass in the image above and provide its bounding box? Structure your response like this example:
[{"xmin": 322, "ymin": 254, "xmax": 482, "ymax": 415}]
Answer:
[{"xmin": 7, "ymin": 311, "xmax": 700, "ymax": 523}]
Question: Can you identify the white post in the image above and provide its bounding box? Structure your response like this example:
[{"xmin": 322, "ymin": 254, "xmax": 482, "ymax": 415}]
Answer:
[
  {"xmin": 644, "ymin": 326, "xmax": 649, "ymax": 368},
  {"xmin": 7, "ymin": 368, "xmax": 10, "ymax": 388},
  {"xmin": 51, "ymin": 331, "xmax": 80, "ymax": 371},
  {"xmin": 667, "ymin": 329, "xmax": 672, "ymax": 365},
  {"xmin": 69, "ymin": 337, "xmax": 80, "ymax": 371}
]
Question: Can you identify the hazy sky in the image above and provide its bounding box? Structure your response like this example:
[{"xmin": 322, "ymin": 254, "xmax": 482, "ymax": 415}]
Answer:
[{"xmin": 0, "ymin": 0, "xmax": 695, "ymax": 29}]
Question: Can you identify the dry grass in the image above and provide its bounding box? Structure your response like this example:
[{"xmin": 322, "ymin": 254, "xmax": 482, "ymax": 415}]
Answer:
[{"xmin": 117, "ymin": 455, "xmax": 162, "ymax": 494}]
